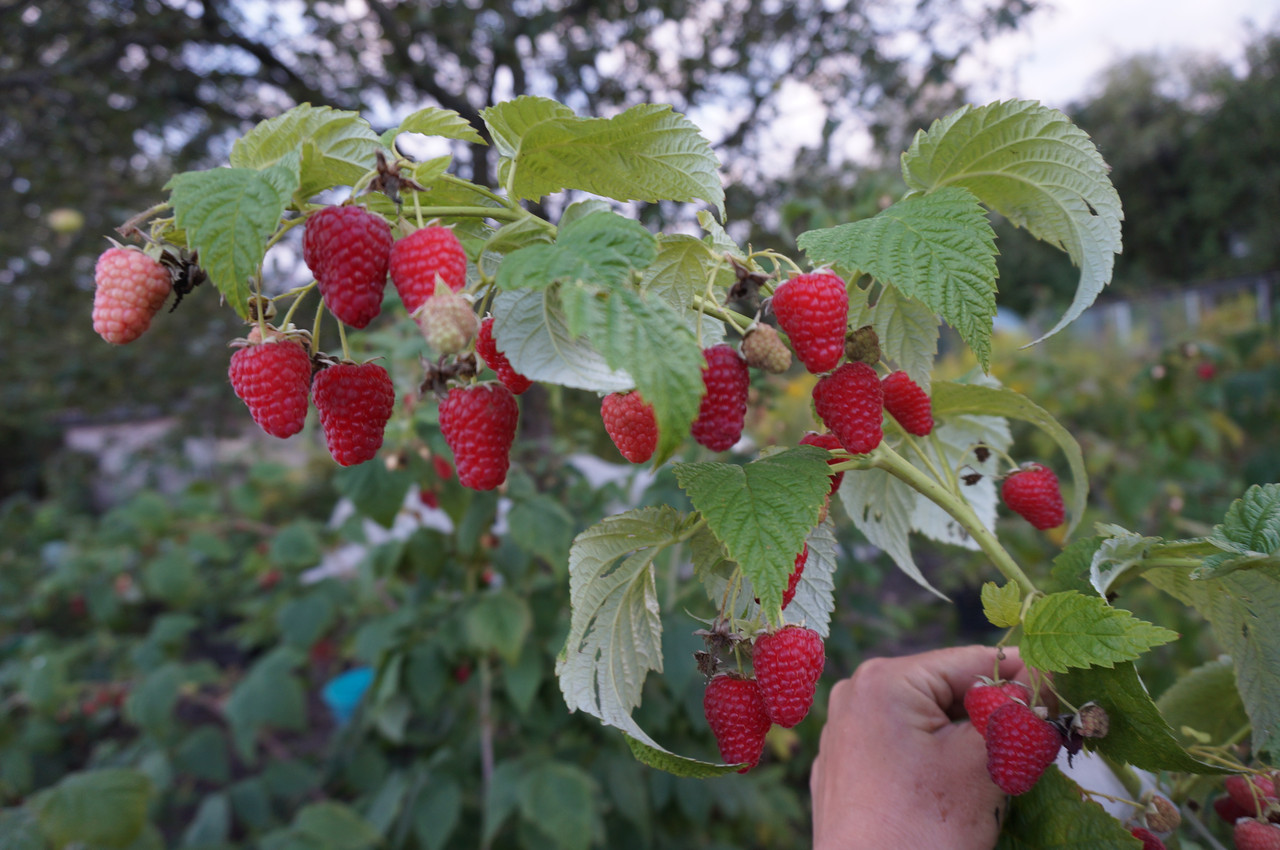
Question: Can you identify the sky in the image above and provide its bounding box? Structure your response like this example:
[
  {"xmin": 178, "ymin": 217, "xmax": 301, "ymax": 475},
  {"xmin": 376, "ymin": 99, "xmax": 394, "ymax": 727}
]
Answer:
[{"xmin": 957, "ymin": 0, "xmax": 1280, "ymax": 109}]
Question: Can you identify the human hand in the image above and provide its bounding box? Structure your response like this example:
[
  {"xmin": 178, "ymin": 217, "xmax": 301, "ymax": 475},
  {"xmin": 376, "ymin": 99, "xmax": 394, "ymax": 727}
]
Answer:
[{"xmin": 811, "ymin": 645, "xmax": 1036, "ymax": 850}]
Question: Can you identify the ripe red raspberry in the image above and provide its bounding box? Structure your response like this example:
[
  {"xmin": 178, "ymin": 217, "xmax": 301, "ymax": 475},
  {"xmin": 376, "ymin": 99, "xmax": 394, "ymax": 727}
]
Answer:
[
  {"xmin": 799, "ymin": 431, "xmax": 846, "ymax": 495},
  {"xmin": 741, "ymin": 324, "xmax": 792, "ymax": 373},
  {"xmin": 1215, "ymin": 794, "xmax": 1251, "ymax": 823},
  {"xmin": 389, "ymin": 225, "xmax": 467, "ymax": 313},
  {"xmin": 303, "ymin": 205, "xmax": 392, "ymax": 329},
  {"xmin": 228, "ymin": 337, "xmax": 313, "ymax": 438},
  {"xmin": 413, "ymin": 287, "xmax": 478, "ymax": 355},
  {"xmin": 752, "ymin": 625, "xmax": 825, "ymax": 728},
  {"xmin": 881, "ymin": 370, "xmax": 933, "ymax": 436},
  {"xmin": 782, "ymin": 546, "xmax": 807, "ymax": 610},
  {"xmin": 691, "ymin": 344, "xmax": 750, "ymax": 451},
  {"xmin": 1227, "ymin": 774, "xmax": 1280, "ymax": 818},
  {"xmin": 476, "ymin": 317, "xmax": 533, "ymax": 395},
  {"xmin": 1001, "ymin": 463, "xmax": 1066, "ymax": 530},
  {"xmin": 771, "ymin": 272, "xmax": 848, "ymax": 373},
  {"xmin": 1128, "ymin": 827, "xmax": 1165, "ymax": 850},
  {"xmin": 812, "ymin": 362, "xmax": 884, "ymax": 454},
  {"xmin": 601, "ymin": 391, "xmax": 658, "ymax": 464},
  {"xmin": 703, "ymin": 674, "xmax": 772, "ymax": 773},
  {"xmin": 1235, "ymin": 819, "xmax": 1280, "ymax": 850},
  {"xmin": 439, "ymin": 383, "xmax": 520, "ymax": 491},
  {"xmin": 311, "ymin": 362, "xmax": 396, "ymax": 466},
  {"xmin": 963, "ymin": 679, "xmax": 1032, "ymax": 739},
  {"xmin": 984, "ymin": 701, "xmax": 1064, "ymax": 795},
  {"xmin": 92, "ymin": 247, "xmax": 172, "ymax": 344}
]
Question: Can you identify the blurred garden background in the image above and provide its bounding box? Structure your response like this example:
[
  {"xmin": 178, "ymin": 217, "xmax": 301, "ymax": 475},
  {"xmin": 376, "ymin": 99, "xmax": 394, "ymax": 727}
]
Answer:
[{"xmin": 1, "ymin": 1, "xmax": 1278, "ymax": 847}]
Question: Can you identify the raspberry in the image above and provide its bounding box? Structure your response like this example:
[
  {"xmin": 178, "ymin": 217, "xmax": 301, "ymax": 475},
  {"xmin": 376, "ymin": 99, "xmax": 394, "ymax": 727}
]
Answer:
[
  {"xmin": 845, "ymin": 324, "xmax": 881, "ymax": 365},
  {"xmin": 601, "ymin": 391, "xmax": 658, "ymax": 464},
  {"xmin": 412, "ymin": 287, "xmax": 478, "ymax": 355},
  {"xmin": 1215, "ymin": 794, "xmax": 1251, "ymax": 823},
  {"xmin": 476, "ymin": 317, "xmax": 533, "ymax": 395},
  {"xmin": 92, "ymin": 247, "xmax": 172, "ymax": 344},
  {"xmin": 1235, "ymin": 819, "xmax": 1280, "ymax": 850},
  {"xmin": 312, "ymin": 362, "xmax": 396, "ymax": 466},
  {"xmin": 691, "ymin": 344, "xmax": 750, "ymax": 451},
  {"xmin": 963, "ymin": 679, "xmax": 1032, "ymax": 739},
  {"xmin": 228, "ymin": 336, "xmax": 313, "ymax": 438},
  {"xmin": 881, "ymin": 370, "xmax": 933, "ymax": 436},
  {"xmin": 741, "ymin": 324, "xmax": 792, "ymax": 373},
  {"xmin": 782, "ymin": 546, "xmax": 807, "ymax": 610},
  {"xmin": 752, "ymin": 625, "xmax": 825, "ymax": 728},
  {"xmin": 1227, "ymin": 774, "xmax": 1279, "ymax": 818},
  {"xmin": 984, "ymin": 701, "xmax": 1064, "ymax": 795},
  {"xmin": 1128, "ymin": 827, "xmax": 1165, "ymax": 850},
  {"xmin": 799, "ymin": 431, "xmax": 846, "ymax": 495},
  {"xmin": 812, "ymin": 362, "xmax": 884, "ymax": 455},
  {"xmin": 703, "ymin": 674, "xmax": 772, "ymax": 773},
  {"xmin": 1001, "ymin": 463, "xmax": 1066, "ymax": 530},
  {"xmin": 771, "ymin": 272, "xmax": 848, "ymax": 374},
  {"xmin": 389, "ymin": 225, "xmax": 467, "ymax": 313},
  {"xmin": 438, "ymin": 384, "xmax": 520, "ymax": 491},
  {"xmin": 303, "ymin": 205, "xmax": 393, "ymax": 329}
]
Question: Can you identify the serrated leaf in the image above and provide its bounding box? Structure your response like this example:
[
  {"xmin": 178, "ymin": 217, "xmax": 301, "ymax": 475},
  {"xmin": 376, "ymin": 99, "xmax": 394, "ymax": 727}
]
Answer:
[
  {"xmin": 798, "ymin": 187, "xmax": 997, "ymax": 369},
  {"xmin": 490, "ymin": 290, "xmax": 632, "ymax": 392},
  {"xmin": 410, "ymin": 155, "xmax": 453, "ymax": 187},
  {"xmin": 930, "ymin": 381, "xmax": 1088, "ymax": 538},
  {"xmin": 556, "ymin": 507, "xmax": 682, "ymax": 744},
  {"xmin": 675, "ymin": 449, "xmax": 831, "ymax": 621},
  {"xmin": 1143, "ymin": 553, "xmax": 1280, "ymax": 754},
  {"xmin": 783, "ymin": 521, "xmax": 839, "ymax": 637},
  {"xmin": 1020, "ymin": 591, "xmax": 1178, "ymax": 673},
  {"xmin": 389, "ymin": 106, "xmax": 485, "ymax": 145},
  {"xmin": 166, "ymin": 167, "xmax": 293, "ymax": 318},
  {"xmin": 483, "ymin": 97, "xmax": 724, "ymax": 215},
  {"xmin": 594, "ymin": 289, "xmax": 704, "ymax": 466},
  {"xmin": 905, "ymin": 412, "xmax": 1009, "ymax": 550},
  {"xmin": 1056, "ymin": 662, "xmax": 1228, "ymax": 774},
  {"xmin": 901, "ymin": 100, "xmax": 1123, "ymax": 345},
  {"xmin": 696, "ymin": 210, "xmax": 742, "ymax": 258},
  {"xmin": 231, "ymin": 104, "xmax": 380, "ymax": 200},
  {"xmin": 995, "ymin": 765, "xmax": 1142, "ymax": 850},
  {"xmin": 1047, "ymin": 537, "xmax": 1104, "ymax": 595},
  {"xmin": 848, "ymin": 285, "xmax": 939, "ymax": 391},
  {"xmin": 1090, "ymin": 529, "xmax": 1161, "ymax": 595},
  {"xmin": 1156, "ymin": 659, "xmax": 1249, "ymax": 748},
  {"xmin": 982, "ymin": 581, "xmax": 1023, "ymax": 628},
  {"xmin": 624, "ymin": 735, "xmax": 745, "ymax": 778},
  {"xmin": 1198, "ymin": 483, "xmax": 1280, "ymax": 578},
  {"xmin": 496, "ymin": 211, "xmax": 657, "ymax": 292},
  {"xmin": 836, "ymin": 466, "xmax": 948, "ymax": 600},
  {"xmin": 641, "ymin": 234, "xmax": 736, "ymax": 311},
  {"xmin": 32, "ymin": 768, "xmax": 154, "ymax": 849}
]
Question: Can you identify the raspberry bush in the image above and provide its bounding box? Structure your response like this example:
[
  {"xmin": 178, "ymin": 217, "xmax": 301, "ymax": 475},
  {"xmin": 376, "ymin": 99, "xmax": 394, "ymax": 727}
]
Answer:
[{"xmin": 67, "ymin": 97, "xmax": 1280, "ymax": 847}]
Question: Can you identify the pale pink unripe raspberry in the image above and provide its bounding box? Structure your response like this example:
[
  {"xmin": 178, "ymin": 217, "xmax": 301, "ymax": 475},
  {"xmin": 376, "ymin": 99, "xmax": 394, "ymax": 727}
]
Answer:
[{"xmin": 93, "ymin": 247, "xmax": 172, "ymax": 344}]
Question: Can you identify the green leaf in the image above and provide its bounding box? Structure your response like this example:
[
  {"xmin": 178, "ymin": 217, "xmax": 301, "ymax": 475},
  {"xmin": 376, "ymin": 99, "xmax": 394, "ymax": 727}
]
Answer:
[
  {"xmin": 1046, "ymin": 536, "xmax": 1104, "ymax": 595},
  {"xmin": 410, "ymin": 155, "xmax": 453, "ymax": 188},
  {"xmin": 1089, "ymin": 527, "xmax": 1161, "ymax": 594},
  {"xmin": 995, "ymin": 765, "xmax": 1141, "ymax": 850},
  {"xmin": 32, "ymin": 768, "xmax": 153, "ymax": 849},
  {"xmin": 277, "ymin": 592, "xmax": 337, "ymax": 650},
  {"xmin": 489, "ymin": 289, "xmax": 632, "ymax": 393},
  {"xmin": 412, "ymin": 779, "xmax": 462, "ymax": 850},
  {"xmin": 123, "ymin": 662, "xmax": 184, "ymax": 735},
  {"xmin": 674, "ymin": 448, "xmax": 830, "ymax": 620},
  {"xmin": 517, "ymin": 762, "xmax": 597, "ymax": 850},
  {"xmin": 495, "ymin": 211, "xmax": 657, "ymax": 292},
  {"xmin": 981, "ymin": 581, "xmax": 1023, "ymax": 628},
  {"xmin": 482, "ymin": 97, "xmax": 724, "ymax": 215},
  {"xmin": 293, "ymin": 802, "xmax": 381, "ymax": 850},
  {"xmin": 332, "ymin": 461, "xmax": 414, "ymax": 528},
  {"xmin": 1056, "ymin": 662, "xmax": 1228, "ymax": 774},
  {"xmin": 835, "ymin": 466, "xmax": 947, "ymax": 600},
  {"xmin": 1020, "ymin": 591, "xmax": 1178, "ymax": 673},
  {"xmin": 847, "ymin": 284, "xmax": 939, "ymax": 391},
  {"xmin": 166, "ymin": 166, "xmax": 295, "ymax": 318},
  {"xmin": 483, "ymin": 760, "xmax": 526, "ymax": 846},
  {"xmin": 388, "ymin": 106, "xmax": 485, "ymax": 145},
  {"xmin": 782, "ymin": 521, "xmax": 839, "ymax": 637},
  {"xmin": 1143, "ymin": 553, "xmax": 1280, "ymax": 754},
  {"xmin": 1199, "ymin": 483, "xmax": 1280, "ymax": 578},
  {"xmin": 556, "ymin": 507, "xmax": 682, "ymax": 744},
  {"xmin": 1156, "ymin": 659, "xmax": 1249, "ymax": 748},
  {"xmin": 230, "ymin": 104, "xmax": 381, "ymax": 200},
  {"xmin": 901, "ymin": 100, "xmax": 1123, "ymax": 345},
  {"xmin": 623, "ymin": 736, "xmax": 745, "ymax": 778},
  {"xmin": 465, "ymin": 591, "xmax": 533, "ymax": 665},
  {"xmin": 224, "ymin": 648, "xmax": 307, "ymax": 761},
  {"xmin": 641, "ymin": 234, "xmax": 735, "ymax": 311},
  {"xmin": 180, "ymin": 793, "xmax": 231, "ymax": 847},
  {"xmin": 593, "ymin": 288, "xmax": 705, "ymax": 466},
  {"xmin": 798, "ymin": 187, "xmax": 997, "ymax": 369},
  {"xmin": 930, "ymin": 380, "xmax": 1088, "ymax": 538},
  {"xmin": 0, "ymin": 809, "xmax": 43, "ymax": 850}
]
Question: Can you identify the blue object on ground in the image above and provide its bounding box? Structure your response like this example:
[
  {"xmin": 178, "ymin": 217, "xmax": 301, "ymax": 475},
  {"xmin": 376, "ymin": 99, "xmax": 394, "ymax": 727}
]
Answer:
[{"xmin": 322, "ymin": 666, "xmax": 375, "ymax": 725}]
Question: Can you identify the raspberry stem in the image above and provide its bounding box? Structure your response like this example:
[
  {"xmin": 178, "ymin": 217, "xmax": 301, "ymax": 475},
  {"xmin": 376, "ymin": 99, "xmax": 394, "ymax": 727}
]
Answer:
[
  {"xmin": 871, "ymin": 443, "xmax": 1038, "ymax": 596},
  {"xmin": 691, "ymin": 294, "xmax": 750, "ymax": 336}
]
